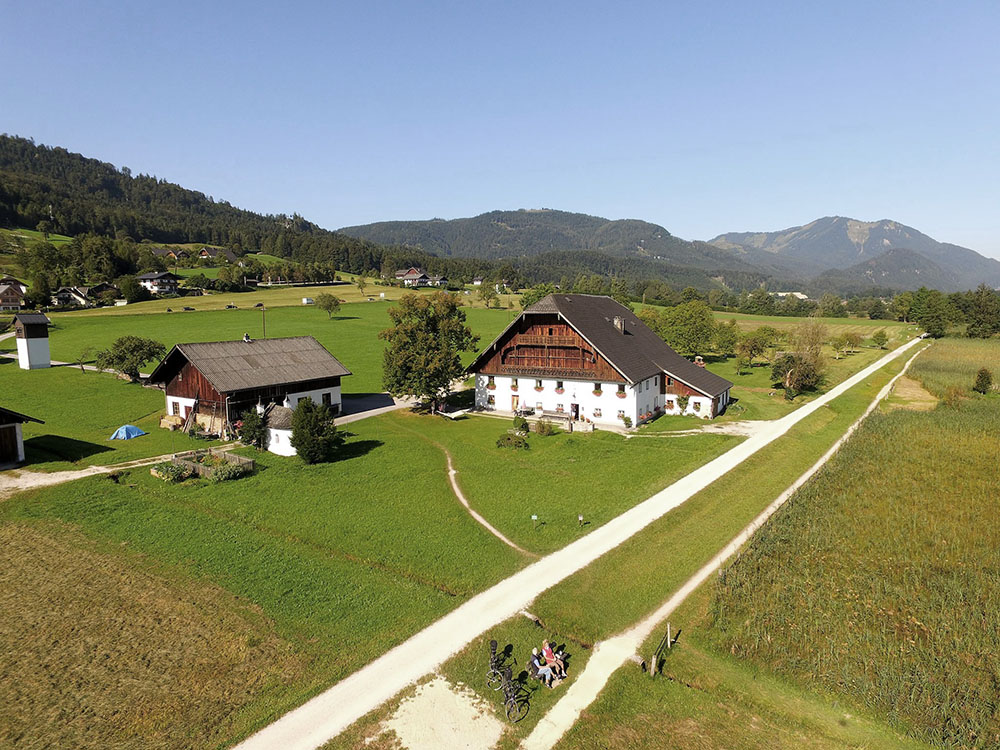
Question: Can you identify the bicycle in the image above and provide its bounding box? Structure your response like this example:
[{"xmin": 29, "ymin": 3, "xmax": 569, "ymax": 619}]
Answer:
[
  {"xmin": 500, "ymin": 667, "xmax": 530, "ymax": 723},
  {"xmin": 486, "ymin": 639, "xmax": 504, "ymax": 690}
]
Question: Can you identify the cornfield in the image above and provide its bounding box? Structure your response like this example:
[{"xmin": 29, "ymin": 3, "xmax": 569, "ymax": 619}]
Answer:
[{"xmin": 709, "ymin": 338, "xmax": 1000, "ymax": 748}]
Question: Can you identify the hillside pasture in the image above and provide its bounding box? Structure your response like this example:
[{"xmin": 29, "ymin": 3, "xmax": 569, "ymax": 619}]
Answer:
[
  {"xmin": 0, "ymin": 361, "xmax": 215, "ymax": 471},
  {"xmin": 708, "ymin": 338, "xmax": 1000, "ymax": 747},
  {"xmin": 0, "ymin": 302, "xmax": 517, "ymax": 395}
]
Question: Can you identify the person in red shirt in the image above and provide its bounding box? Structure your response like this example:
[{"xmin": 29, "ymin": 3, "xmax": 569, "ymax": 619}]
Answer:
[{"xmin": 542, "ymin": 640, "xmax": 566, "ymax": 678}]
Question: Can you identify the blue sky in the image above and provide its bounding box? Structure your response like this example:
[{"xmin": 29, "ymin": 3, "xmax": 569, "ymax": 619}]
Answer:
[{"xmin": 2, "ymin": 1, "xmax": 999, "ymax": 257}]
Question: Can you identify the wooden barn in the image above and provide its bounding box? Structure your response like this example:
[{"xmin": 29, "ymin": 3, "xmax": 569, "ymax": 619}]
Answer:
[
  {"xmin": 0, "ymin": 405, "xmax": 43, "ymax": 465},
  {"xmin": 467, "ymin": 294, "xmax": 733, "ymax": 426},
  {"xmin": 147, "ymin": 336, "xmax": 351, "ymax": 435}
]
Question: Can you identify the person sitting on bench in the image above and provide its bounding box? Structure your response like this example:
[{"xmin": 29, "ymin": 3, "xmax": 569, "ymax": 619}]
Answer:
[
  {"xmin": 542, "ymin": 640, "xmax": 567, "ymax": 678},
  {"xmin": 529, "ymin": 648, "xmax": 555, "ymax": 687}
]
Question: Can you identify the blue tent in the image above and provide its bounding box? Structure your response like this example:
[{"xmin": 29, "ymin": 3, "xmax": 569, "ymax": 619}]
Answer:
[{"xmin": 108, "ymin": 424, "xmax": 146, "ymax": 440}]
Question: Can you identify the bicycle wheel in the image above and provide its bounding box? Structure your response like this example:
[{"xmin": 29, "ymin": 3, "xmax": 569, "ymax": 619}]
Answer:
[
  {"xmin": 505, "ymin": 697, "xmax": 529, "ymax": 723},
  {"xmin": 486, "ymin": 669, "xmax": 503, "ymax": 690}
]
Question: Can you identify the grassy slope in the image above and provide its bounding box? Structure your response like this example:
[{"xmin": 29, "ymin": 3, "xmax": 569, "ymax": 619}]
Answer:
[
  {"xmin": 392, "ymin": 411, "xmax": 739, "ymax": 554},
  {"xmin": 708, "ymin": 338, "xmax": 1000, "ymax": 748},
  {"xmin": 0, "ymin": 360, "xmax": 216, "ymax": 471},
  {"xmin": 1, "ymin": 413, "xmax": 525, "ymax": 746}
]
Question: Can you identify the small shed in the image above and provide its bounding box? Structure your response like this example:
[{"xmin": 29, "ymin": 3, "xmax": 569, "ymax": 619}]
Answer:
[
  {"xmin": 13, "ymin": 312, "xmax": 51, "ymax": 370},
  {"xmin": 0, "ymin": 405, "xmax": 44, "ymax": 465}
]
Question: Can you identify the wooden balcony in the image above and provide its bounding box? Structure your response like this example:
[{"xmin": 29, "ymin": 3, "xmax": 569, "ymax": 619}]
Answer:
[{"xmin": 514, "ymin": 334, "xmax": 578, "ymax": 347}]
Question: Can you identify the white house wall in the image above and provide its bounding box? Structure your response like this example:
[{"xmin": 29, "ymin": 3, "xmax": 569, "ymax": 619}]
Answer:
[
  {"xmin": 283, "ymin": 385, "xmax": 342, "ymax": 414},
  {"xmin": 475, "ymin": 374, "xmax": 727, "ymax": 424},
  {"xmin": 165, "ymin": 395, "xmax": 197, "ymax": 417},
  {"xmin": 475, "ymin": 374, "xmax": 644, "ymax": 427},
  {"xmin": 16, "ymin": 337, "xmax": 50, "ymax": 370},
  {"xmin": 266, "ymin": 427, "xmax": 297, "ymax": 456}
]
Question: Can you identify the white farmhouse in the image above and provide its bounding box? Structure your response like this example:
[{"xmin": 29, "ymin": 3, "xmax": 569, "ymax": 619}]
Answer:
[
  {"xmin": 137, "ymin": 271, "xmax": 181, "ymax": 295},
  {"xmin": 468, "ymin": 294, "xmax": 733, "ymax": 427}
]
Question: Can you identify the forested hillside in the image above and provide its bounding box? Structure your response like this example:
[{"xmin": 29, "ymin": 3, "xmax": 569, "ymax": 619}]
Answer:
[
  {"xmin": 0, "ymin": 134, "xmax": 384, "ymax": 273},
  {"xmin": 339, "ymin": 209, "xmax": 756, "ymax": 270}
]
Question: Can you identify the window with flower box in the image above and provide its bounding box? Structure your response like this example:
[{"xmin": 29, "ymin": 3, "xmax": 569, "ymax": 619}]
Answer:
[
  {"xmin": 486, "ymin": 375, "xmax": 496, "ymax": 390},
  {"xmin": 535, "ymin": 379, "xmax": 544, "ymax": 391},
  {"xmin": 616, "ymin": 384, "xmax": 626, "ymax": 398},
  {"xmin": 556, "ymin": 404, "xmax": 564, "ymax": 413},
  {"xmin": 487, "ymin": 394, "xmax": 495, "ymax": 406},
  {"xmin": 555, "ymin": 380, "xmax": 564, "ymax": 394},
  {"xmin": 511, "ymin": 377, "xmax": 518, "ymax": 391},
  {"xmin": 593, "ymin": 381, "xmax": 602, "ymax": 396},
  {"xmin": 593, "ymin": 408, "xmax": 602, "ymax": 418}
]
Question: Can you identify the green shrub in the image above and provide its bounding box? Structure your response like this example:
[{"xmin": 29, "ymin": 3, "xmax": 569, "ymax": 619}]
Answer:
[
  {"xmin": 238, "ymin": 409, "xmax": 267, "ymax": 450},
  {"xmin": 210, "ymin": 461, "xmax": 250, "ymax": 483},
  {"xmin": 676, "ymin": 395, "xmax": 690, "ymax": 412},
  {"xmin": 512, "ymin": 415, "xmax": 528, "ymax": 432},
  {"xmin": 973, "ymin": 367, "xmax": 993, "ymax": 394},
  {"xmin": 496, "ymin": 433, "xmax": 529, "ymax": 450},
  {"xmin": 622, "ymin": 416, "xmax": 633, "ymax": 429},
  {"xmin": 534, "ymin": 418, "xmax": 555, "ymax": 436}
]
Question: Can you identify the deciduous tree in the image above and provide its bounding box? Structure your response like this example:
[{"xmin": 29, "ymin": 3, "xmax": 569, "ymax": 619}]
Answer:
[
  {"xmin": 316, "ymin": 293, "xmax": 341, "ymax": 319},
  {"xmin": 380, "ymin": 291, "xmax": 479, "ymax": 404},
  {"xmin": 95, "ymin": 335, "xmax": 166, "ymax": 381}
]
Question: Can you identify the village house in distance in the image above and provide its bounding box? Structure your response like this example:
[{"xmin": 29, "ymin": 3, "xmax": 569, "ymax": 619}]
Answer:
[
  {"xmin": 147, "ymin": 336, "xmax": 351, "ymax": 444},
  {"xmin": 468, "ymin": 294, "xmax": 733, "ymax": 427}
]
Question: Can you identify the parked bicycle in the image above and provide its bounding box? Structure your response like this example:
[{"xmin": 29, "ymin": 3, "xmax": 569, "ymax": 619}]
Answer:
[
  {"xmin": 486, "ymin": 639, "xmax": 505, "ymax": 690},
  {"xmin": 500, "ymin": 667, "xmax": 530, "ymax": 722}
]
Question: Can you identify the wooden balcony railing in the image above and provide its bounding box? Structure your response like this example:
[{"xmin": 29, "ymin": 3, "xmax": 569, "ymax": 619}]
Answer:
[{"xmin": 514, "ymin": 335, "xmax": 578, "ymax": 347}]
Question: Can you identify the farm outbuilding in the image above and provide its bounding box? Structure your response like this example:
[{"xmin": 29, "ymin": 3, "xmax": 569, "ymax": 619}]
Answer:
[
  {"xmin": 147, "ymin": 336, "xmax": 351, "ymax": 436},
  {"xmin": 13, "ymin": 312, "xmax": 51, "ymax": 370},
  {"xmin": 0, "ymin": 405, "xmax": 43, "ymax": 465}
]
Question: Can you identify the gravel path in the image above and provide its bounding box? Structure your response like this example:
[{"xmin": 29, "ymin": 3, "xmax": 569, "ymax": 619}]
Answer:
[
  {"xmin": 519, "ymin": 341, "xmax": 931, "ymax": 750},
  {"xmin": 233, "ymin": 336, "xmax": 926, "ymax": 750}
]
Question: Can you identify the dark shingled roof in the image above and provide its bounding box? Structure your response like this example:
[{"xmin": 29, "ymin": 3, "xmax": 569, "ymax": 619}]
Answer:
[
  {"xmin": 148, "ymin": 336, "xmax": 351, "ymax": 393},
  {"xmin": 0, "ymin": 405, "xmax": 44, "ymax": 425},
  {"xmin": 13, "ymin": 313, "xmax": 51, "ymax": 326},
  {"xmin": 470, "ymin": 294, "xmax": 733, "ymax": 397},
  {"xmin": 264, "ymin": 404, "xmax": 294, "ymax": 430},
  {"xmin": 137, "ymin": 271, "xmax": 180, "ymax": 280}
]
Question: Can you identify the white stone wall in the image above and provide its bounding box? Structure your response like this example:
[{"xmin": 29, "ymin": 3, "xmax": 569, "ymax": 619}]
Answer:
[
  {"xmin": 475, "ymin": 373, "xmax": 728, "ymax": 424},
  {"xmin": 165, "ymin": 395, "xmax": 197, "ymax": 418},
  {"xmin": 283, "ymin": 385, "xmax": 342, "ymax": 414},
  {"xmin": 266, "ymin": 427, "xmax": 297, "ymax": 456},
  {"xmin": 16, "ymin": 337, "xmax": 50, "ymax": 370},
  {"xmin": 475, "ymin": 374, "xmax": 643, "ymax": 427}
]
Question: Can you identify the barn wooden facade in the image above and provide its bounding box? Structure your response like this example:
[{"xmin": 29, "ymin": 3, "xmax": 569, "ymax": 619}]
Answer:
[
  {"xmin": 468, "ymin": 294, "xmax": 732, "ymax": 425},
  {"xmin": 147, "ymin": 336, "xmax": 351, "ymax": 435}
]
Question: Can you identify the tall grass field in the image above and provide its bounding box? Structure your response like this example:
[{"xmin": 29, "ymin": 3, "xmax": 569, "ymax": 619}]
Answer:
[{"xmin": 708, "ymin": 337, "xmax": 1000, "ymax": 747}]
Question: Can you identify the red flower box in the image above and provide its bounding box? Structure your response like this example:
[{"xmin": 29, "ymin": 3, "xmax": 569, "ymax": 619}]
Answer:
[
  {"xmin": 616, "ymin": 391, "xmax": 627, "ymax": 399},
  {"xmin": 534, "ymin": 387, "xmax": 544, "ymax": 392},
  {"xmin": 592, "ymin": 390, "xmax": 603, "ymax": 397}
]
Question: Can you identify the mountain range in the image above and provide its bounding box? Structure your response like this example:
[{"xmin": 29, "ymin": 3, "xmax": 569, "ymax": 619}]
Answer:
[
  {"xmin": 2, "ymin": 134, "xmax": 998, "ymax": 294},
  {"xmin": 342, "ymin": 211, "xmax": 1000, "ymax": 293}
]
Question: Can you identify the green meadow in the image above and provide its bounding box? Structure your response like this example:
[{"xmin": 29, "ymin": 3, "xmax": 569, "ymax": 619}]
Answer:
[
  {"xmin": 0, "ymin": 360, "xmax": 215, "ymax": 471},
  {"xmin": 2, "ymin": 301, "xmax": 518, "ymax": 394}
]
